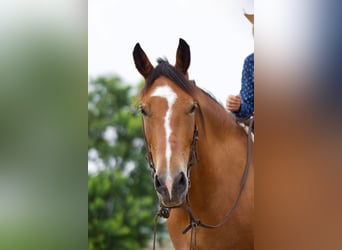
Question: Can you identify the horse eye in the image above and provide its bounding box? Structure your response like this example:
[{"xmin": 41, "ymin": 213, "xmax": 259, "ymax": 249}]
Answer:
[
  {"xmin": 139, "ymin": 106, "xmax": 147, "ymax": 116},
  {"xmin": 189, "ymin": 103, "xmax": 197, "ymax": 114}
]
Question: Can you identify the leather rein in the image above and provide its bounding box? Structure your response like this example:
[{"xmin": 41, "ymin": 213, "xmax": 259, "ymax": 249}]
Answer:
[{"xmin": 142, "ymin": 115, "xmax": 254, "ymax": 250}]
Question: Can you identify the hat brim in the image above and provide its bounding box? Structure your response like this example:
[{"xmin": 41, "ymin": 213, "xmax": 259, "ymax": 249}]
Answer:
[{"xmin": 244, "ymin": 13, "xmax": 254, "ymax": 24}]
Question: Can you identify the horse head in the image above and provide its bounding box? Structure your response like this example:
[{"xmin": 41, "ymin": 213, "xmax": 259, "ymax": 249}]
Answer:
[{"xmin": 133, "ymin": 39, "xmax": 198, "ymax": 208}]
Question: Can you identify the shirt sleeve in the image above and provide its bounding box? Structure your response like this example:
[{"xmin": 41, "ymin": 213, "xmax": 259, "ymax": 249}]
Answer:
[{"xmin": 234, "ymin": 53, "xmax": 254, "ymax": 118}]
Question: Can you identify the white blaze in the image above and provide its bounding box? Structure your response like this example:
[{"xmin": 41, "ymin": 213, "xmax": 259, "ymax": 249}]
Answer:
[{"xmin": 150, "ymin": 85, "xmax": 177, "ymax": 198}]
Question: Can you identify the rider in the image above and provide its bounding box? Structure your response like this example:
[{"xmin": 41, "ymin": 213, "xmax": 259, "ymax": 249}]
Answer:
[{"xmin": 226, "ymin": 12, "xmax": 254, "ymax": 121}]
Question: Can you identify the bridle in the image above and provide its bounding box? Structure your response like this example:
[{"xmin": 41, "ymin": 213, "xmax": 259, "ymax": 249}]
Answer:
[
  {"xmin": 142, "ymin": 110, "xmax": 254, "ymax": 250},
  {"xmin": 141, "ymin": 112, "xmax": 199, "ymax": 247}
]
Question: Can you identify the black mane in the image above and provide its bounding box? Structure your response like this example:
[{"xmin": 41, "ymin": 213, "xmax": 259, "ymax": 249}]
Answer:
[{"xmin": 142, "ymin": 58, "xmax": 195, "ymax": 96}]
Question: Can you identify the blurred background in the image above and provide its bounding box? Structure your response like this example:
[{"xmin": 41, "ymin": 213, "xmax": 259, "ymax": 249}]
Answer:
[{"xmin": 0, "ymin": 1, "xmax": 87, "ymax": 250}]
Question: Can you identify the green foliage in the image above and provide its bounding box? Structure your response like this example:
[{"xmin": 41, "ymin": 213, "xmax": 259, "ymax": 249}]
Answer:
[{"xmin": 88, "ymin": 76, "xmax": 165, "ymax": 249}]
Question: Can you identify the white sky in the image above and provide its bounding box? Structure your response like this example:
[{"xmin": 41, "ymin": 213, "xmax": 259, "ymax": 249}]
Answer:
[{"xmin": 88, "ymin": 0, "xmax": 254, "ymax": 105}]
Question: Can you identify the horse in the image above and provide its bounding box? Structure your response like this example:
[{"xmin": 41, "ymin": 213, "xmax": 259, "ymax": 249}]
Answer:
[{"xmin": 133, "ymin": 38, "xmax": 254, "ymax": 249}]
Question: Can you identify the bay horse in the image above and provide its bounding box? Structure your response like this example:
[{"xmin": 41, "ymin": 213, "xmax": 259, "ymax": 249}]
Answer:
[{"xmin": 133, "ymin": 39, "xmax": 254, "ymax": 249}]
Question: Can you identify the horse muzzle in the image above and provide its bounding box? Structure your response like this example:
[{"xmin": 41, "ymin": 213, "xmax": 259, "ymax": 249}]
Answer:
[{"xmin": 154, "ymin": 171, "xmax": 188, "ymax": 208}]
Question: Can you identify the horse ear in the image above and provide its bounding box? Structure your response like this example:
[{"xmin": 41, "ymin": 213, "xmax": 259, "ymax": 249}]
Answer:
[
  {"xmin": 175, "ymin": 38, "xmax": 191, "ymax": 76},
  {"xmin": 133, "ymin": 43, "xmax": 154, "ymax": 79}
]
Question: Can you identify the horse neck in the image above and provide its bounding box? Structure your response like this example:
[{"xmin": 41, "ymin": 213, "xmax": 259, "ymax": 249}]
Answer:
[
  {"xmin": 196, "ymin": 91, "xmax": 240, "ymax": 147},
  {"xmin": 188, "ymin": 90, "xmax": 248, "ymax": 216}
]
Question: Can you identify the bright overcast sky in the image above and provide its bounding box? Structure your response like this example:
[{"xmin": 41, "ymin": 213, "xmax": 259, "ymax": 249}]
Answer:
[{"xmin": 89, "ymin": 0, "xmax": 254, "ymax": 105}]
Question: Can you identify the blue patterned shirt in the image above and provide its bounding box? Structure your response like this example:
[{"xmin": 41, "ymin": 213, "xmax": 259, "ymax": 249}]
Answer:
[{"xmin": 234, "ymin": 53, "xmax": 254, "ymax": 118}]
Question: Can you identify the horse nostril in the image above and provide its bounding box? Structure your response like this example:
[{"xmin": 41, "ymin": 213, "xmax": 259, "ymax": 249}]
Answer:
[
  {"xmin": 179, "ymin": 172, "xmax": 186, "ymax": 186},
  {"xmin": 174, "ymin": 172, "xmax": 187, "ymax": 194}
]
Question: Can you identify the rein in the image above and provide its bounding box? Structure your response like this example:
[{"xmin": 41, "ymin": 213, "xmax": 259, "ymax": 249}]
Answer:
[
  {"xmin": 182, "ymin": 117, "xmax": 254, "ymax": 249},
  {"xmin": 146, "ymin": 116, "xmax": 254, "ymax": 250}
]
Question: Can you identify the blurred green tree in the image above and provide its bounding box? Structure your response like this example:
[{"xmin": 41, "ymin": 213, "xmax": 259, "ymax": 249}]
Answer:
[{"xmin": 88, "ymin": 76, "xmax": 165, "ymax": 250}]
